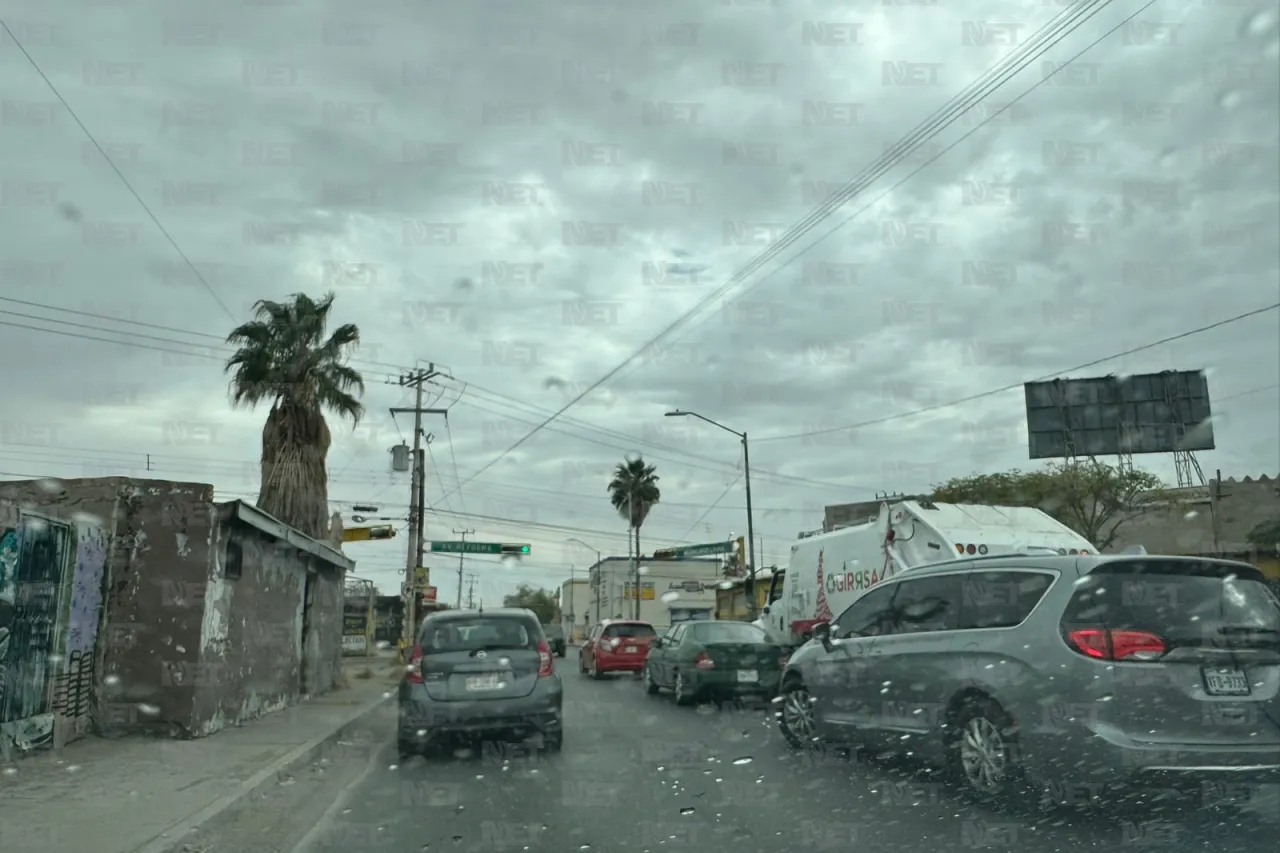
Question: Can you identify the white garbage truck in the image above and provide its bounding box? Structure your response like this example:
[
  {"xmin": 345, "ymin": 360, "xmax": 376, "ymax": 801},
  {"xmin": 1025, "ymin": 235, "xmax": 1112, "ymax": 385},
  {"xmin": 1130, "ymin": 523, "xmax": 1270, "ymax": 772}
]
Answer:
[{"xmin": 753, "ymin": 499, "xmax": 1097, "ymax": 647}]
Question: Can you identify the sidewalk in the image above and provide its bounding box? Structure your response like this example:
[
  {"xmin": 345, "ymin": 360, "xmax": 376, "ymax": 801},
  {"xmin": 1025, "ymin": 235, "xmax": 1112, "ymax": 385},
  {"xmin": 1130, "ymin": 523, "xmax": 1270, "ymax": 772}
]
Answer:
[{"xmin": 0, "ymin": 653, "xmax": 402, "ymax": 853}]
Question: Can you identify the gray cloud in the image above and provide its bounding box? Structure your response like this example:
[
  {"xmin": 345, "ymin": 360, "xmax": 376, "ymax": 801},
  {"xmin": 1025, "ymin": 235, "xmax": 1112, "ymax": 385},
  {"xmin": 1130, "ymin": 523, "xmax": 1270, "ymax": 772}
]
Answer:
[{"xmin": 2, "ymin": 0, "xmax": 1277, "ymax": 603}]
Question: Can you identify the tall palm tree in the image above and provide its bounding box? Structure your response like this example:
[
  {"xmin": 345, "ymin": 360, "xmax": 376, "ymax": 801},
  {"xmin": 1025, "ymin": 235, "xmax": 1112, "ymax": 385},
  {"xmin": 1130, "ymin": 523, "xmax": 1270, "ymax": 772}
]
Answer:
[
  {"xmin": 607, "ymin": 457, "xmax": 661, "ymax": 618},
  {"xmin": 224, "ymin": 292, "xmax": 365, "ymax": 540}
]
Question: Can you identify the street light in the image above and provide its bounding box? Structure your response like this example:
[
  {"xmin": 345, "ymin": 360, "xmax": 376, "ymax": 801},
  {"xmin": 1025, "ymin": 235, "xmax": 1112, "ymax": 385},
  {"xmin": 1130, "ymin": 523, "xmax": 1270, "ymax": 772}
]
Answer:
[
  {"xmin": 565, "ymin": 537, "xmax": 603, "ymax": 631},
  {"xmin": 664, "ymin": 410, "xmax": 759, "ymax": 617}
]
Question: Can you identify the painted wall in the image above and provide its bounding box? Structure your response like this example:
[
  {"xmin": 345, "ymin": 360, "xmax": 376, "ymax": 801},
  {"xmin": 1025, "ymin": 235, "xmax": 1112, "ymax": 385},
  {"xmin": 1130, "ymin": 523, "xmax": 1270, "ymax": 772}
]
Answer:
[
  {"xmin": 194, "ymin": 522, "xmax": 305, "ymax": 735},
  {"xmin": 0, "ymin": 495, "xmax": 107, "ymax": 755}
]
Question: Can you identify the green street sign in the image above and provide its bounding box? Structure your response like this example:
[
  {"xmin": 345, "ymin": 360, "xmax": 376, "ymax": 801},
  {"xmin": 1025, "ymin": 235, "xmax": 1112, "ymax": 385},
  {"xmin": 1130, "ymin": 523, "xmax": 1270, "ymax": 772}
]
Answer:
[
  {"xmin": 429, "ymin": 541, "xmax": 531, "ymax": 555},
  {"xmin": 653, "ymin": 541, "xmax": 734, "ymax": 560}
]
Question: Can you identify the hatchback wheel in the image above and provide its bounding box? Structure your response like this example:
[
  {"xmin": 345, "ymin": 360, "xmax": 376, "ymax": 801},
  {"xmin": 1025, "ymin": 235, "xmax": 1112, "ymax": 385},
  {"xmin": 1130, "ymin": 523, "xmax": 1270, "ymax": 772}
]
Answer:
[
  {"xmin": 588, "ymin": 655, "xmax": 603, "ymax": 680},
  {"xmin": 643, "ymin": 664, "xmax": 659, "ymax": 695},
  {"xmin": 778, "ymin": 679, "xmax": 818, "ymax": 749},
  {"xmin": 949, "ymin": 697, "xmax": 1025, "ymax": 803}
]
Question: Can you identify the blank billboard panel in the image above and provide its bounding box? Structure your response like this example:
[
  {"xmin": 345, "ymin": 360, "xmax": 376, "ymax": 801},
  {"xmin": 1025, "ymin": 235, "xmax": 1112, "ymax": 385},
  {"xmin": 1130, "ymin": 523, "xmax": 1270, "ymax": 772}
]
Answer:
[{"xmin": 1024, "ymin": 371, "xmax": 1214, "ymax": 459}]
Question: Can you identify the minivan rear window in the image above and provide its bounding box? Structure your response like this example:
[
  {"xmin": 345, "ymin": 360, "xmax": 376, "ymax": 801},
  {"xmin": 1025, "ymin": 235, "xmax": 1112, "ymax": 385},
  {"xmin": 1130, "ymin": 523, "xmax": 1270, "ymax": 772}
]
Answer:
[
  {"xmin": 421, "ymin": 617, "xmax": 537, "ymax": 653},
  {"xmin": 1061, "ymin": 560, "xmax": 1280, "ymax": 646},
  {"xmin": 604, "ymin": 623, "xmax": 657, "ymax": 639}
]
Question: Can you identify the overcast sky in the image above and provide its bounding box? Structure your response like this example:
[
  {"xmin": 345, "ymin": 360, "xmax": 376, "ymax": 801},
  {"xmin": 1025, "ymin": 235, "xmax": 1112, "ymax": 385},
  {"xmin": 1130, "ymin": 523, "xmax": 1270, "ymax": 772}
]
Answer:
[{"xmin": 1, "ymin": 0, "xmax": 1277, "ymax": 605}]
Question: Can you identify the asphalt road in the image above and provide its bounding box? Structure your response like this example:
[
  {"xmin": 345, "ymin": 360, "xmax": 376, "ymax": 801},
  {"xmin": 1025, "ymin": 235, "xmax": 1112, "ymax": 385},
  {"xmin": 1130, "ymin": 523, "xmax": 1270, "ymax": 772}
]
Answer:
[{"xmin": 260, "ymin": 658, "xmax": 1277, "ymax": 853}]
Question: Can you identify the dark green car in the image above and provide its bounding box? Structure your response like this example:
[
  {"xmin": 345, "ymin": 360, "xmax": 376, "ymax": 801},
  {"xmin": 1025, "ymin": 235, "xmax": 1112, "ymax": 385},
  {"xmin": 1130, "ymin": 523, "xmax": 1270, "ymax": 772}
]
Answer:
[{"xmin": 642, "ymin": 621, "xmax": 786, "ymax": 704}]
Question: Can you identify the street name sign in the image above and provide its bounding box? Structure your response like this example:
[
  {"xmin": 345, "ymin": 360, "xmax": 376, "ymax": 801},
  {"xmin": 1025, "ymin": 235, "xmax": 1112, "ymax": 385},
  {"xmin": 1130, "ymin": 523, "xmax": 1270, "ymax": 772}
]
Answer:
[{"xmin": 429, "ymin": 541, "xmax": 531, "ymax": 555}]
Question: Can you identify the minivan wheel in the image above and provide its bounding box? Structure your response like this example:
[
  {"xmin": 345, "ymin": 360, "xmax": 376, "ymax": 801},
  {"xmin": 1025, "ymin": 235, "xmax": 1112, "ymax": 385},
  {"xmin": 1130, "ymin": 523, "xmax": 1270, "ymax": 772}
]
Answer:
[
  {"xmin": 778, "ymin": 680, "xmax": 818, "ymax": 749},
  {"xmin": 949, "ymin": 697, "xmax": 1025, "ymax": 803}
]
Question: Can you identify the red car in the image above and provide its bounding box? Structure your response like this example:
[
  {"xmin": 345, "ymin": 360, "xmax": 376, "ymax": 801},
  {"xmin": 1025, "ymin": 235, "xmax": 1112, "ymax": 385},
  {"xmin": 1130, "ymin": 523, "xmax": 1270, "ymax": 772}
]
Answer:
[{"xmin": 580, "ymin": 619, "xmax": 658, "ymax": 678}]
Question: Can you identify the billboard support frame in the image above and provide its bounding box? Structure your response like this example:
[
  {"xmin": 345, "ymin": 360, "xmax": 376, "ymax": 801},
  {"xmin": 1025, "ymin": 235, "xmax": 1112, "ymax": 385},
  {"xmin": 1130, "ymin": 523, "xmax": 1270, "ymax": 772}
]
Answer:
[{"xmin": 1024, "ymin": 370, "xmax": 1212, "ymax": 488}]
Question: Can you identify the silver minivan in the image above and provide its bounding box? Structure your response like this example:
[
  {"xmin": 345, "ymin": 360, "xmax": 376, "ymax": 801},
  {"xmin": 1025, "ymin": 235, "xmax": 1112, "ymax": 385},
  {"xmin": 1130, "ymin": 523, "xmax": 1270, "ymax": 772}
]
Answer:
[{"xmin": 778, "ymin": 554, "xmax": 1280, "ymax": 806}]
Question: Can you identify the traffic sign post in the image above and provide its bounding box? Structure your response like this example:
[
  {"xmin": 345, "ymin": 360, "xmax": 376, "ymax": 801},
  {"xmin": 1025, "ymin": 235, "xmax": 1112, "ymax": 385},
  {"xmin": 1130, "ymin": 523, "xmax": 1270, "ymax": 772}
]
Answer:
[
  {"xmin": 653, "ymin": 541, "xmax": 734, "ymax": 560},
  {"xmin": 429, "ymin": 541, "xmax": 531, "ymax": 555}
]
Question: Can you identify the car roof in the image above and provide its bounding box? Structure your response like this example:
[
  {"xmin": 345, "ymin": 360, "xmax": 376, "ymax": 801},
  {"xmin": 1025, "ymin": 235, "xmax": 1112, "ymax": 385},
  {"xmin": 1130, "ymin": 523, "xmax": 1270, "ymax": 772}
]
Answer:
[
  {"xmin": 600, "ymin": 618, "xmax": 653, "ymax": 626},
  {"xmin": 891, "ymin": 552, "xmax": 1266, "ymax": 581},
  {"xmin": 426, "ymin": 607, "xmax": 538, "ymax": 622}
]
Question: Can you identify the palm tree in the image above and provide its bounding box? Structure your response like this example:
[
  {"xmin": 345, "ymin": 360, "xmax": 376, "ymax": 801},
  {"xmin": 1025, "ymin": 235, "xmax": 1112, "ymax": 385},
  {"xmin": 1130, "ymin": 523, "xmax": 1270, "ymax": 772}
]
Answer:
[
  {"xmin": 224, "ymin": 292, "xmax": 365, "ymax": 540},
  {"xmin": 607, "ymin": 457, "xmax": 661, "ymax": 618}
]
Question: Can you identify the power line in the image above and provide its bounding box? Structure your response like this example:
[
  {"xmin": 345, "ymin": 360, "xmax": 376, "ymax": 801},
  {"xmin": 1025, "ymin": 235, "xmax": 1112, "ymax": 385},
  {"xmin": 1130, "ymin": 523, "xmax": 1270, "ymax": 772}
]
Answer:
[
  {"xmin": 0, "ymin": 302, "xmax": 842, "ymax": 487},
  {"xmin": 0, "ymin": 21, "xmax": 235, "ymax": 323},
  {"xmin": 434, "ymin": 0, "xmax": 1137, "ymax": 493},
  {"xmin": 755, "ymin": 304, "xmax": 1280, "ymax": 443},
  {"xmin": 678, "ymin": 474, "xmax": 743, "ymax": 542}
]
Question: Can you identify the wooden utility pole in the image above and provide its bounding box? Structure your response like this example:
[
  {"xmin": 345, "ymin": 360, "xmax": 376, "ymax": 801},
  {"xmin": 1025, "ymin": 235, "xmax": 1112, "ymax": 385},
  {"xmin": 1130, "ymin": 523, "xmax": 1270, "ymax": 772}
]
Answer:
[{"xmin": 390, "ymin": 365, "xmax": 447, "ymax": 648}]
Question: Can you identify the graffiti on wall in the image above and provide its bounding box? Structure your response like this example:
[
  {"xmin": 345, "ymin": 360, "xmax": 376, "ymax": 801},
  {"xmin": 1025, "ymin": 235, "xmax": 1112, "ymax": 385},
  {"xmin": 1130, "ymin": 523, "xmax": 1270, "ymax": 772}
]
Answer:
[{"xmin": 0, "ymin": 513, "xmax": 107, "ymax": 754}]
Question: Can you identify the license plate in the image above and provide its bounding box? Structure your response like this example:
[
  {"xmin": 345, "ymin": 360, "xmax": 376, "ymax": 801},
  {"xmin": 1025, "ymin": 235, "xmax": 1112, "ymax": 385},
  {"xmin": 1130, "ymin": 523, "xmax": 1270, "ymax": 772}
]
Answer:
[
  {"xmin": 737, "ymin": 670, "xmax": 758, "ymax": 683},
  {"xmin": 465, "ymin": 674, "xmax": 503, "ymax": 691},
  {"xmin": 625, "ymin": 646, "xmax": 637, "ymax": 654},
  {"xmin": 1202, "ymin": 667, "xmax": 1251, "ymax": 696}
]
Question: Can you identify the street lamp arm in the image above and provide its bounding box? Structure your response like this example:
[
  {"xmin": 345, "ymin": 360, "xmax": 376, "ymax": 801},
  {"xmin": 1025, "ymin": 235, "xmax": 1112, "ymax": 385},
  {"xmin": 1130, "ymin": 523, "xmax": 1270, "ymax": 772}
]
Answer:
[{"xmin": 665, "ymin": 409, "xmax": 744, "ymax": 439}]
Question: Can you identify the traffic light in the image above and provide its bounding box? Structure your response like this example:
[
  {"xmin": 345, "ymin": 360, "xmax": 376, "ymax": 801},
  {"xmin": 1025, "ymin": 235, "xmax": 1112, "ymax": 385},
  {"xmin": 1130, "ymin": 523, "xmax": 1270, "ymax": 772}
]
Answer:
[
  {"xmin": 343, "ymin": 525, "xmax": 397, "ymax": 543},
  {"xmin": 500, "ymin": 543, "xmax": 531, "ymax": 555}
]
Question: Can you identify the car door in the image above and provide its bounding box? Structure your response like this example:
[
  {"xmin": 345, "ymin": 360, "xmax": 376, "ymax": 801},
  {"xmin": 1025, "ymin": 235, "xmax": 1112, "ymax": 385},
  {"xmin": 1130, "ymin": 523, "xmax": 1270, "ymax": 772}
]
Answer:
[
  {"xmin": 872, "ymin": 572, "xmax": 965, "ymax": 741},
  {"xmin": 648, "ymin": 625, "xmax": 677, "ymax": 682},
  {"xmin": 581, "ymin": 623, "xmax": 602, "ymax": 668},
  {"xmin": 809, "ymin": 583, "xmax": 898, "ymax": 737},
  {"xmin": 660, "ymin": 623, "xmax": 690, "ymax": 687}
]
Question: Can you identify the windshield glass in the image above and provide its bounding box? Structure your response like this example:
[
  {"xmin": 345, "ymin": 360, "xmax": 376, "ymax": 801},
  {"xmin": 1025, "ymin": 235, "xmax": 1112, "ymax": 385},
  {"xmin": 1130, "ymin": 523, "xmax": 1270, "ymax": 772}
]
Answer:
[
  {"xmin": 693, "ymin": 622, "xmax": 771, "ymax": 644},
  {"xmin": 1066, "ymin": 561, "xmax": 1280, "ymax": 640},
  {"xmin": 604, "ymin": 623, "xmax": 657, "ymax": 639},
  {"xmin": 2, "ymin": 0, "xmax": 1275, "ymax": 849},
  {"xmin": 421, "ymin": 618, "xmax": 536, "ymax": 653}
]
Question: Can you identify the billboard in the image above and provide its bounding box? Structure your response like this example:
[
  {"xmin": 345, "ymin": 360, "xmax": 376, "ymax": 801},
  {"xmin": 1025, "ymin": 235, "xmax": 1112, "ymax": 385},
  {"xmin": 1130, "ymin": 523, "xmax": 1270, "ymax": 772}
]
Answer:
[
  {"xmin": 1024, "ymin": 371, "xmax": 1214, "ymax": 460},
  {"xmin": 625, "ymin": 581, "xmax": 656, "ymax": 600}
]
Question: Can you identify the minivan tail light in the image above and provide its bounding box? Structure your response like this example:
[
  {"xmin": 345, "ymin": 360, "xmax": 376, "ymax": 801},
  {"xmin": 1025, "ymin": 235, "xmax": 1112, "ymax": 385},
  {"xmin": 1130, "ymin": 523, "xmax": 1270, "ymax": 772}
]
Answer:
[
  {"xmin": 406, "ymin": 645, "xmax": 425, "ymax": 684},
  {"xmin": 694, "ymin": 652, "xmax": 715, "ymax": 671},
  {"xmin": 537, "ymin": 639, "xmax": 554, "ymax": 677},
  {"xmin": 1067, "ymin": 629, "xmax": 1167, "ymax": 661}
]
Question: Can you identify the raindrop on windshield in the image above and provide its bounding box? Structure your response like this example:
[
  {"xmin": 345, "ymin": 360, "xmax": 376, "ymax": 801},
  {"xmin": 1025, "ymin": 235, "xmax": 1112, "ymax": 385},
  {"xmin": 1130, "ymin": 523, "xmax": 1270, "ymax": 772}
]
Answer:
[
  {"xmin": 679, "ymin": 807, "xmax": 696, "ymax": 815},
  {"xmin": 661, "ymin": 591, "xmax": 680, "ymax": 603},
  {"xmin": 731, "ymin": 756, "xmax": 752, "ymax": 765}
]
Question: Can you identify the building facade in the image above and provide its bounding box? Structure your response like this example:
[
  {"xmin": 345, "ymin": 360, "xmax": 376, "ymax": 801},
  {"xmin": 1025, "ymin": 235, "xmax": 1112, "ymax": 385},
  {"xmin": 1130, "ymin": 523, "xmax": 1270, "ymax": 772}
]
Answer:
[
  {"xmin": 587, "ymin": 557, "xmax": 722, "ymax": 630},
  {"xmin": 0, "ymin": 477, "xmax": 352, "ymax": 755}
]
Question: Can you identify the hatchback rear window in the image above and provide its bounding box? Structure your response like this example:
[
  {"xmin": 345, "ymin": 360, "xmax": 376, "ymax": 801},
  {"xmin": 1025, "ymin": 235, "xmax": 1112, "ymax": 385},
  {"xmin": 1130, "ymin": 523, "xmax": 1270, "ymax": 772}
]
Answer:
[
  {"xmin": 421, "ymin": 617, "xmax": 537, "ymax": 653},
  {"xmin": 604, "ymin": 623, "xmax": 657, "ymax": 639},
  {"xmin": 692, "ymin": 622, "xmax": 770, "ymax": 643},
  {"xmin": 1061, "ymin": 560, "xmax": 1280, "ymax": 645}
]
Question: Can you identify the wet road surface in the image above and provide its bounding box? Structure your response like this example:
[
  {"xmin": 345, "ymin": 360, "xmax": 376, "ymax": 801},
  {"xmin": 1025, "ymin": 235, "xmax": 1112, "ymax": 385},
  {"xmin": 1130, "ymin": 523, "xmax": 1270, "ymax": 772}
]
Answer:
[{"xmin": 284, "ymin": 664, "xmax": 1275, "ymax": 853}]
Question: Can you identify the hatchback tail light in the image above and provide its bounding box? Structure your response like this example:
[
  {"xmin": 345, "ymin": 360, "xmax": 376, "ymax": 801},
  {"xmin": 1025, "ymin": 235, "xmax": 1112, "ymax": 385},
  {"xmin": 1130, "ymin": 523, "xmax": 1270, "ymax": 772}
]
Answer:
[
  {"xmin": 694, "ymin": 652, "xmax": 715, "ymax": 671},
  {"xmin": 1067, "ymin": 628, "xmax": 1167, "ymax": 661},
  {"xmin": 406, "ymin": 645, "xmax": 425, "ymax": 684},
  {"xmin": 537, "ymin": 639, "xmax": 554, "ymax": 677}
]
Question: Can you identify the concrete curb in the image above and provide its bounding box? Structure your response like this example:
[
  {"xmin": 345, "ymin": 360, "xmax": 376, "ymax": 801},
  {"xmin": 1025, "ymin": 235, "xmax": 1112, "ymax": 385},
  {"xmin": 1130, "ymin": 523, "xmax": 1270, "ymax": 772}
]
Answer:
[{"xmin": 133, "ymin": 691, "xmax": 393, "ymax": 853}]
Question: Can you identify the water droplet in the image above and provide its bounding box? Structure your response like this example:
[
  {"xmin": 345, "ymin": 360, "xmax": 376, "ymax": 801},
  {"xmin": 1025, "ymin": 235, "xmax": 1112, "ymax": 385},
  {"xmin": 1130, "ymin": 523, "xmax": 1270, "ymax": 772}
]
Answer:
[
  {"xmin": 731, "ymin": 756, "xmax": 752, "ymax": 765},
  {"xmin": 1218, "ymin": 90, "xmax": 1243, "ymax": 110},
  {"xmin": 66, "ymin": 765, "xmax": 81, "ymax": 773},
  {"xmin": 103, "ymin": 674, "xmax": 121, "ymax": 686},
  {"xmin": 1243, "ymin": 10, "xmax": 1278, "ymax": 39},
  {"xmin": 388, "ymin": 763, "xmax": 399, "ymax": 770},
  {"xmin": 175, "ymin": 645, "xmax": 186, "ymax": 654},
  {"xmin": 661, "ymin": 591, "xmax": 680, "ymax": 603},
  {"xmin": 680, "ymin": 807, "xmax": 696, "ymax": 815},
  {"xmin": 137, "ymin": 703, "xmax": 160, "ymax": 716}
]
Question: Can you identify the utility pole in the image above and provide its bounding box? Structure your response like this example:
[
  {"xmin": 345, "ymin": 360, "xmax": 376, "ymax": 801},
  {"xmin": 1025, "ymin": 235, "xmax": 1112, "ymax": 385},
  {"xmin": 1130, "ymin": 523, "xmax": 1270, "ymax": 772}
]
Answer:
[
  {"xmin": 453, "ymin": 528, "xmax": 475, "ymax": 607},
  {"xmin": 465, "ymin": 573, "xmax": 479, "ymax": 609},
  {"xmin": 390, "ymin": 365, "xmax": 447, "ymax": 649}
]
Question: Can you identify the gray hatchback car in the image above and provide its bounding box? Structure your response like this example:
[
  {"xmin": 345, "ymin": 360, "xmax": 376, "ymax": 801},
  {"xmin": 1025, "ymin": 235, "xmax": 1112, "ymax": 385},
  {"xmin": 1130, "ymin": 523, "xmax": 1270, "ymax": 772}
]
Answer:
[
  {"xmin": 398, "ymin": 608, "xmax": 564, "ymax": 757},
  {"xmin": 778, "ymin": 553, "xmax": 1280, "ymax": 805}
]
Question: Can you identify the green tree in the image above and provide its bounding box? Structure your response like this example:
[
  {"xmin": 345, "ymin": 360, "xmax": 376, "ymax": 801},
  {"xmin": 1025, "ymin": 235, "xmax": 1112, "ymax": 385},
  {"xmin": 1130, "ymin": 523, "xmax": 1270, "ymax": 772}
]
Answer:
[
  {"xmin": 224, "ymin": 292, "xmax": 365, "ymax": 539},
  {"xmin": 608, "ymin": 456, "xmax": 661, "ymax": 618},
  {"xmin": 503, "ymin": 584, "xmax": 560, "ymax": 624},
  {"xmin": 929, "ymin": 459, "xmax": 1166, "ymax": 551}
]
